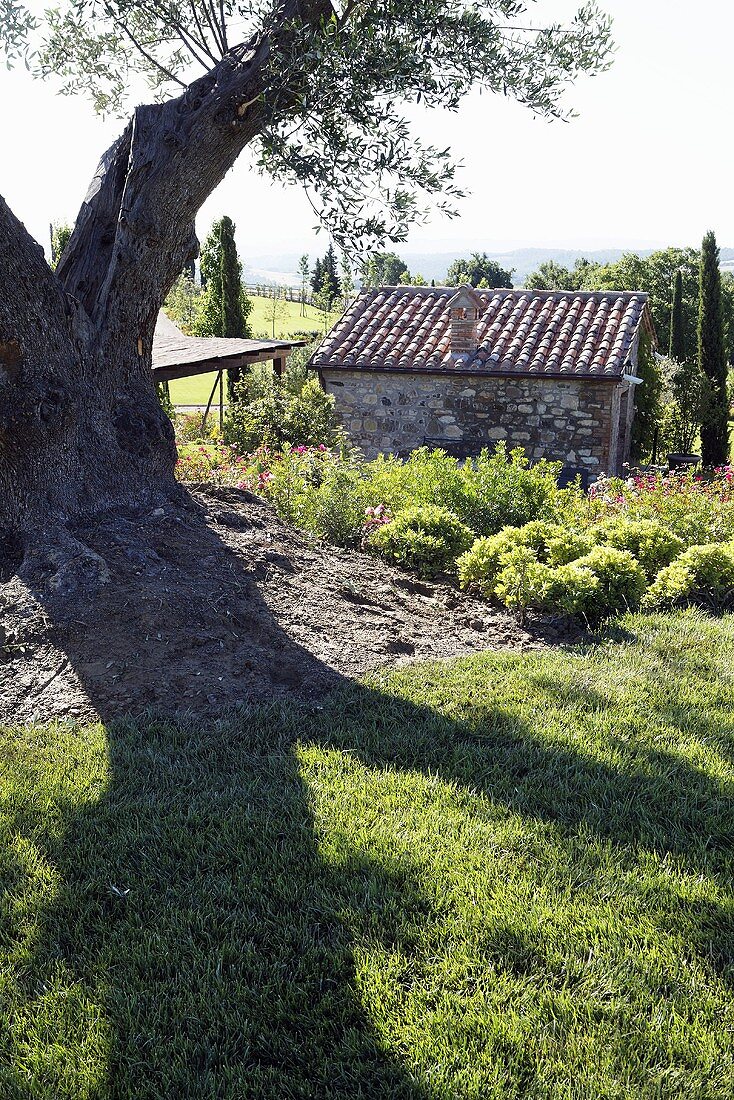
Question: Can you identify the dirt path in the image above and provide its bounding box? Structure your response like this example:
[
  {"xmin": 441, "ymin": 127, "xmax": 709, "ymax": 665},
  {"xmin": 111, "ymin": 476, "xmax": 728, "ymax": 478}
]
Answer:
[{"xmin": 0, "ymin": 486, "xmax": 566, "ymax": 724}]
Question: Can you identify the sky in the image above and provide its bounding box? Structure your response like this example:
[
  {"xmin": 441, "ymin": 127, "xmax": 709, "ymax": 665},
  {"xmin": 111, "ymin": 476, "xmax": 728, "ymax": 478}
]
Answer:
[{"xmin": 0, "ymin": 0, "xmax": 731, "ymax": 262}]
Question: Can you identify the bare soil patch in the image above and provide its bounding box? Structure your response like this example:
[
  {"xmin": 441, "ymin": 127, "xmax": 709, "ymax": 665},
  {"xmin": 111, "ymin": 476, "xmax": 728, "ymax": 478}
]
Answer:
[{"xmin": 0, "ymin": 486, "xmax": 572, "ymax": 723}]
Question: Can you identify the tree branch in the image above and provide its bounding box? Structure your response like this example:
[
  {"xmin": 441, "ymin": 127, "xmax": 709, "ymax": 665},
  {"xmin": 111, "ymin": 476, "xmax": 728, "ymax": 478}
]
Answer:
[
  {"xmin": 106, "ymin": 7, "xmax": 187, "ymax": 88},
  {"xmin": 55, "ymin": 125, "xmax": 133, "ymax": 316},
  {"xmin": 89, "ymin": 0, "xmax": 334, "ymax": 335},
  {"xmin": 0, "ymin": 195, "xmax": 68, "ymax": 340}
]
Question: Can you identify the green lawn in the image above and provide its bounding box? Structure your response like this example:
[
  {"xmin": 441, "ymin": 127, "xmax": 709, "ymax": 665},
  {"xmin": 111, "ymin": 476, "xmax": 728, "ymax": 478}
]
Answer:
[
  {"xmin": 168, "ymin": 296, "xmax": 338, "ymax": 406},
  {"xmin": 1, "ymin": 611, "xmax": 733, "ymax": 1098}
]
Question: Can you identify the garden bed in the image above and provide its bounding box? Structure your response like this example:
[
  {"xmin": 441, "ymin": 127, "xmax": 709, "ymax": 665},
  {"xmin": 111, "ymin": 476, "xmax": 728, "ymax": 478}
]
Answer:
[{"xmin": 0, "ymin": 486, "xmax": 562, "ymax": 724}]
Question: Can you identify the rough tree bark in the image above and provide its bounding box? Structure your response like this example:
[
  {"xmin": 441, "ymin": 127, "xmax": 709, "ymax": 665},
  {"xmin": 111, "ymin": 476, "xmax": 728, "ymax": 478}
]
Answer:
[{"xmin": 0, "ymin": 0, "xmax": 331, "ymax": 547}]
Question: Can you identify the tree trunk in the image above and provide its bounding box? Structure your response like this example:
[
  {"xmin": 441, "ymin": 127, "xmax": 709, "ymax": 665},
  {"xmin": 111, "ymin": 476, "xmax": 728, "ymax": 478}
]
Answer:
[{"xmin": 0, "ymin": 0, "xmax": 331, "ymax": 550}]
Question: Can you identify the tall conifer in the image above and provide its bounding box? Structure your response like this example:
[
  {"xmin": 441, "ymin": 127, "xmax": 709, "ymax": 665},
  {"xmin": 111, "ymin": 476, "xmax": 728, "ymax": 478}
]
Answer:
[
  {"xmin": 196, "ymin": 216, "xmax": 252, "ymax": 400},
  {"xmin": 698, "ymin": 231, "xmax": 729, "ymax": 466},
  {"xmin": 310, "ymin": 257, "xmax": 323, "ymax": 296}
]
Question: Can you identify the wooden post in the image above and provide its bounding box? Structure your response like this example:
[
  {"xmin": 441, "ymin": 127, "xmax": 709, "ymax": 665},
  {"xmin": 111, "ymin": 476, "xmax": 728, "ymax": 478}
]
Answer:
[
  {"xmin": 273, "ymin": 355, "xmax": 286, "ymax": 378},
  {"xmin": 219, "ymin": 369, "xmax": 224, "ymax": 429},
  {"xmin": 201, "ymin": 370, "xmax": 222, "ymax": 433}
]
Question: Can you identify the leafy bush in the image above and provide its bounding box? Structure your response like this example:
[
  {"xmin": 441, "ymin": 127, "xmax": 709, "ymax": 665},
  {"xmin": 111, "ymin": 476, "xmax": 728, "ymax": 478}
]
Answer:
[
  {"xmin": 542, "ymin": 563, "xmax": 601, "ymax": 616},
  {"xmin": 223, "ymin": 373, "xmax": 341, "ymax": 452},
  {"xmin": 546, "ymin": 529, "xmax": 596, "ymax": 566},
  {"xmin": 457, "ymin": 532, "xmax": 514, "ymax": 596},
  {"xmin": 457, "ymin": 521, "xmax": 562, "ymax": 596},
  {"xmin": 364, "ymin": 448, "xmax": 470, "ymax": 518},
  {"xmin": 176, "ymin": 444, "xmax": 234, "ymax": 483},
  {"xmin": 585, "ymin": 469, "xmax": 734, "ymax": 545},
  {"xmin": 644, "ymin": 543, "xmax": 734, "ymax": 609},
  {"xmin": 461, "ymin": 527, "xmax": 646, "ymax": 621},
  {"xmin": 176, "ymin": 412, "xmax": 220, "ymax": 444},
  {"xmin": 461, "ymin": 445, "xmax": 563, "ymax": 534},
  {"xmin": 571, "ymin": 546, "xmax": 647, "ymax": 618},
  {"xmin": 493, "ymin": 547, "xmax": 551, "ymax": 620},
  {"xmin": 360, "ymin": 445, "xmax": 562, "ymax": 537},
  {"xmin": 591, "ymin": 517, "xmax": 684, "ymax": 577},
  {"xmin": 294, "ymin": 462, "xmax": 369, "ymax": 546},
  {"xmin": 369, "ymin": 506, "xmax": 474, "ymax": 577}
]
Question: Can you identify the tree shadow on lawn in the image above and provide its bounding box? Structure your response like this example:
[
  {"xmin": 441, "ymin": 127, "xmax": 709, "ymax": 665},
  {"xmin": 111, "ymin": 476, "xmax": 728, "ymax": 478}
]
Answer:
[
  {"xmin": 5, "ymin": 681, "xmax": 733, "ymax": 1098},
  {"xmin": 3, "ymin": 498, "xmax": 733, "ymax": 1097}
]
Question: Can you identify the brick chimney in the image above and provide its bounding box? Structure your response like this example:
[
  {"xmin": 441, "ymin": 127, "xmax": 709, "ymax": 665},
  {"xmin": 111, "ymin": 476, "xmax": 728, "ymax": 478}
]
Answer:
[{"xmin": 448, "ymin": 285, "xmax": 483, "ymax": 359}]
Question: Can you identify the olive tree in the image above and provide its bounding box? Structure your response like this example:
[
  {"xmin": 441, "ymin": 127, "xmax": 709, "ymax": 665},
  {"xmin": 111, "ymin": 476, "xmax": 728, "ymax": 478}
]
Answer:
[{"xmin": 0, "ymin": 0, "xmax": 613, "ymax": 545}]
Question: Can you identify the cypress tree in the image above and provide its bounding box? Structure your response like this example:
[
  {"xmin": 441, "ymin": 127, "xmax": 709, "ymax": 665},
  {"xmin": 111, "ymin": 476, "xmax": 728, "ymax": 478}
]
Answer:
[
  {"xmin": 322, "ymin": 244, "xmax": 341, "ymax": 306},
  {"xmin": 310, "ymin": 257, "xmax": 323, "ymax": 296},
  {"xmin": 196, "ymin": 216, "xmax": 252, "ymax": 401},
  {"xmin": 218, "ymin": 216, "xmax": 251, "ymax": 400},
  {"xmin": 219, "ymin": 217, "xmax": 247, "ymax": 338},
  {"xmin": 698, "ymin": 230, "xmax": 729, "ymax": 466},
  {"xmin": 669, "ymin": 268, "xmax": 685, "ymax": 362}
]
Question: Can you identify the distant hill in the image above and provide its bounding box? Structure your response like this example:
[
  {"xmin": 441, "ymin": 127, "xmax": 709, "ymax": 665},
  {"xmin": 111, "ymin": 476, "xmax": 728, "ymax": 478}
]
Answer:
[{"xmin": 245, "ymin": 246, "xmax": 734, "ymax": 288}]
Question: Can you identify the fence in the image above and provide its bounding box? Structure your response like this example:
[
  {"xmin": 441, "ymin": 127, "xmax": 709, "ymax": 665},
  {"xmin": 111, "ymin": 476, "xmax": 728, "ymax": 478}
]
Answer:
[{"xmin": 244, "ymin": 282, "xmax": 312, "ymax": 305}]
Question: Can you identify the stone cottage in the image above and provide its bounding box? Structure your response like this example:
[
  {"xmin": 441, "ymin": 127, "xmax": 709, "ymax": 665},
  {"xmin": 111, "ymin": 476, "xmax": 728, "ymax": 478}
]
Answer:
[{"xmin": 313, "ymin": 286, "xmax": 656, "ymax": 476}]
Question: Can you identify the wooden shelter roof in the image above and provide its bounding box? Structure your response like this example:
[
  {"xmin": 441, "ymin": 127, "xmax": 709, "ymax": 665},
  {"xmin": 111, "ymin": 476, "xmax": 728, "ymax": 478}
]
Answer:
[{"xmin": 152, "ymin": 312, "xmax": 305, "ymax": 382}]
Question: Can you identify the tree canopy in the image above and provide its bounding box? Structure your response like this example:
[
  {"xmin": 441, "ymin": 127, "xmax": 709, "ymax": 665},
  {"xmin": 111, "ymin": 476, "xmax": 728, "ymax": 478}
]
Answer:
[
  {"xmin": 2, "ymin": 1, "xmax": 614, "ymax": 255},
  {"xmin": 363, "ymin": 251, "xmax": 410, "ymax": 287},
  {"xmin": 446, "ymin": 252, "xmax": 514, "ymax": 288}
]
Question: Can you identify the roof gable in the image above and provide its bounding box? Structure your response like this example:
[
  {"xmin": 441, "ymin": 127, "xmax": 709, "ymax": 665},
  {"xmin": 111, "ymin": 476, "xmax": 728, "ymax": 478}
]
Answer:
[{"xmin": 313, "ymin": 287, "xmax": 654, "ymax": 378}]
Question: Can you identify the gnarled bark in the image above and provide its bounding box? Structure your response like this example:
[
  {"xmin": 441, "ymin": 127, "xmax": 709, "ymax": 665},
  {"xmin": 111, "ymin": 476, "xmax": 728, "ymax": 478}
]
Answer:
[{"xmin": 0, "ymin": 0, "xmax": 332, "ymax": 543}]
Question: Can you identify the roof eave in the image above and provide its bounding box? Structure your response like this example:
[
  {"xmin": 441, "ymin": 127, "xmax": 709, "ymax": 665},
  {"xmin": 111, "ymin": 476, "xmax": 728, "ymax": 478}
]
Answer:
[{"xmin": 317, "ymin": 361, "xmax": 624, "ymax": 382}]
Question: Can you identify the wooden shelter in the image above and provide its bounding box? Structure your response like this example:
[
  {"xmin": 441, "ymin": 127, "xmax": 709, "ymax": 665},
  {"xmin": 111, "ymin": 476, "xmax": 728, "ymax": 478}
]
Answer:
[{"xmin": 152, "ymin": 311, "xmax": 306, "ymax": 426}]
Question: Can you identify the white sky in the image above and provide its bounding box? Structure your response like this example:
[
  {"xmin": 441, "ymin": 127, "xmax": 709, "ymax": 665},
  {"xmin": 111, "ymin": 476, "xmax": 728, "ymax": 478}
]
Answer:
[{"xmin": 0, "ymin": 0, "xmax": 731, "ymax": 259}]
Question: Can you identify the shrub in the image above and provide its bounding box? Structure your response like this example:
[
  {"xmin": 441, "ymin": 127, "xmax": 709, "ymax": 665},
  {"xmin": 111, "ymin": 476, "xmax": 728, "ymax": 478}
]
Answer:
[
  {"xmin": 591, "ymin": 517, "xmax": 684, "ymax": 577},
  {"xmin": 493, "ymin": 547, "xmax": 551, "ymax": 620},
  {"xmin": 457, "ymin": 532, "xmax": 515, "ymax": 596},
  {"xmin": 295, "ymin": 462, "xmax": 369, "ymax": 546},
  {"xmin": 546, "ymin": 529, "xmax": 596, "ymax": 566},
  {"xmin": 542, "ymin": 563, "xmax": 601, "ymax": 616},
  {"xmin": 176, "ymin": 412, "xmax": 220, "ymax": 444},
  {"xmin": 223, "ymin": 372, "xmax": 341, "ymax": 452},
  {"xmin": 360, "ymin": 445, "xmax": 563, "ymax": 537},
  {"xmin": 363, "ymin": 448, "xmax": 472, "ymax": 519},
  {"xmin": 644, "ymin": 543, "xmax": 734, "ymax": 609},
  {"xmin": 584, "ymin": 469, "xmax": 734, "ymax": 545},
  {"xmin": 571, "ymin": 546, "xmax": 647, "ymax": 619},
  {"xmin": 176, "ymin": 443, "xmax": 232, "ymax": 483},
  {"xmin": 369, "ymin": 506, "xmax": 474, "ymax": 577},
  {"xmin": 457, "ymin": 521, "xmax": 562, "ymax": 595},
  {"xmin": 461, "ymin": 445, "xmax": 563, "ymax": 535}
]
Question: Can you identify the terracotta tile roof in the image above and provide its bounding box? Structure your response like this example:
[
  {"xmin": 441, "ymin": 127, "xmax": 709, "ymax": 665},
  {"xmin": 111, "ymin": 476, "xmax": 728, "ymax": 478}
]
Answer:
[{"xmin": 313, "ymin": 287, "xmax": 653, "ymax": 378}]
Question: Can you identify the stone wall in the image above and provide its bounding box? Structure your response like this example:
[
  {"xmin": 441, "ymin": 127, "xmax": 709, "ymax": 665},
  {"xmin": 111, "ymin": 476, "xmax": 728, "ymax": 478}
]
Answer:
[{"xmin": 321, "ymin": 369, "xmax": 625, "ymax": 474}]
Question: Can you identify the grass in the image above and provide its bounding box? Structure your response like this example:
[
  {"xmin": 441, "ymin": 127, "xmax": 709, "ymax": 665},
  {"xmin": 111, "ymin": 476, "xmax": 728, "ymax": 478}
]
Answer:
[
  {"xmin": 1, "ymin": 611, "xmax": 733, "ymax": 1098},
  {"xmin": 168, "ymin": 296, "xmax": 338, "ymax": 406}
]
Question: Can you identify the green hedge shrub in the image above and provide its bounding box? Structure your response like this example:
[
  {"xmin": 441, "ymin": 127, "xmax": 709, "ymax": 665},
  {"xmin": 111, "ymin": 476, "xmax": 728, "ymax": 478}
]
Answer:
[
  {"xmin": 457, "ymin": 521, "xmax": 563, "ymax": 595},
  {"xmin": 542, "ymin": 562, "xmax": 601, "ymax": 616},
  {"xmin": 644, "ymin": 543, "xmax": 734, "ymax": 609},
  {"xmin": 570, "ymin": 546, "xmax": 647, "ymax": 618},
  {"xmin": 493, "ymin": 547, "xmax": 551, "ymax": 619},
  {"xmin": 361, "ymin": 445, "xmax": 562, "ymax": 537},
  {"xmin": 369, "ymin": 506, "xmax": 474, "ymax": 577},
  {"xmin": 591, "ymin": 517, "xmax": 684, "ymax": 577},
  {"xmin": 223, "ymin": 374, "xmax": 341, "ymax": 451},
  {"xmin": 460, "ymin": 529, "xmax": 647, "ymax": 621}
]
